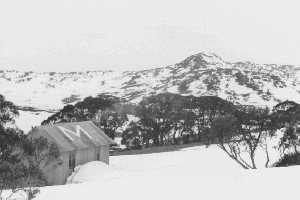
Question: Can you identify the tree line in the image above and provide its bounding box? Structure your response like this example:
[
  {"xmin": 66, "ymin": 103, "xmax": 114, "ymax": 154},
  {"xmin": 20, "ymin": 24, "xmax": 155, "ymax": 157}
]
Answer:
[
  {"xmin": 41, "ymin": 93, "xmax": 235, "ymax": 146},
  {"xmin": 123, "ymin": 93, "xmax": 300, "ymax": 169},
  {"xmin": 122, "ymin": 93, "xmax": 235, "ymax": 147},
  {"xmin": 41, "ymin": 92, "xmax": 300, "ymax": 169}
]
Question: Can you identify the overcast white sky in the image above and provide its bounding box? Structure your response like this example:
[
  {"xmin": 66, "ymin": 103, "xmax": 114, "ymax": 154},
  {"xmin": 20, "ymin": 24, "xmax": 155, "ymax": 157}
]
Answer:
[{"xmin": 1, "ymin": 0, "xmax": 300, "ymax": 72}]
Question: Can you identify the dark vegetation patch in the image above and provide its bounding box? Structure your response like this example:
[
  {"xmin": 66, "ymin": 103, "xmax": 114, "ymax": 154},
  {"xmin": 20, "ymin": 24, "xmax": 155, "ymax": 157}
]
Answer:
[
  {"xmin": 178, "ymin": 79, "xmax": 191, "ymax": 94},
  {"xmin": 152, "ymin": 86, "xmax": 165, "ymax": 91},
  {"xmin": 192, "ymin": 74, "xmax": 201, "ymax": 81},
  {"xmin": 241, "ymin": 93, "xmax": 251, "ymax": 97},
  {"xmin": 178, "ymin": 54, "xmax": 208, "ymax": 69},
  {"xmin": 121, "ymin": 83, "xmax": 144, "ymax": 89},
  {"xmin": 261, "ymin": 90, "xmax": 272, "ymax": 101},
  {"xmin": 45, "ymin": 83, "xmax": 55, "ymax": 88},
  {"xmin": 171, "ymin": 54, "xmax": 208, "ymax": 75},
  {"xmin": 16, "ymin": 106, "xmax": 47, "ymax": 112},
  {"xmin": 152, "ymin": 69, "xmax": 161, "ymax": 77},
  {"xmin": 171, "ymin": 74, "xmax": 187, "ymax": 79},
  {"xmin": 62, "ymin": 95, "xmax": 81, "ymax": 104},
  {"xmin": 126, "ymin": 90, "xmax": 147, "ymax": 100},
  {"xmin": 234, "ymin": 71, "xmax": 260, "ymax": 92},
  {"xmin": 59, "ymin": 77, "xmax": 67, "ymax": 82},
  {"xmin": 252, "ymin": 75, "xmax": 260, "ymax": 79},
  {"xmin": 277, "ymin": 65, "xmax": 295, "ymax": 71},
  {"xmin": 18, "ymin": 72, "xmax": 32, "ymax": 78},
  {"xmin": 114, "ymin": 142, "xmax": 205, "ymax": 156},
  {"xmin": 203, "ymin": 73, "xmax": 220, "ymax": 91},
  {"xmin": 172, "ymin": 80, "xmax": 181, "ymax": 86},
  {"xmin": 201, "ymin": 69, "xmax": 214, "ymax": 75},
  {"xmin": 271, "ymin": 75, "xmax": 286, "ymax": 88},
  {"xmin": 122, "ymin": 74, "xmax": 141, "ymax": 86},
  {"xmin": 161, "ymin": 77, "xmax": 171, "ymax": 85},
  {"xmin": 16, "ymin": 77, "xmax": 33, "ymax": 83},
  {"xmin": 272, "ymin": 153, "xmax": 300, "ymax": 167}
]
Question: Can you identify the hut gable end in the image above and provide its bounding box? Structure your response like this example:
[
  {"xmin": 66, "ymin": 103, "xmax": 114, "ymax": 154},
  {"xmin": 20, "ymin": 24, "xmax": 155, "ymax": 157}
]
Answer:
[
  {"xmin": 27, "ymin": 121, "xmax": 115, "ymax": 153},
  {"xmin": 58, "ymin": 125, "xmax": 92, "ymax": 141}
]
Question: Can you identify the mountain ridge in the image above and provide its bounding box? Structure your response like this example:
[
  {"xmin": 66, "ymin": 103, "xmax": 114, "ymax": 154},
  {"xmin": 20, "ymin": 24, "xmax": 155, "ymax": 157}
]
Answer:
[{"xmin": 1, "ymin": 52, "xmax": 300, "ymax": 113}]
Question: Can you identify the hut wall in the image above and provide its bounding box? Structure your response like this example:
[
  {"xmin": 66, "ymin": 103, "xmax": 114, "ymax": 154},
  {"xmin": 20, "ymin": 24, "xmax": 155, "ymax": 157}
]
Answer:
[
  {"xmin": 44, "ymin": 151, "xmax": 70, "ymax": 185},
  {"xmin": 100, "ymin": 145, "xmax": 109, "ymax": 164},
  {"xmin": 48, "ymin": 147, "xmax": 99, "ymax": 185}
]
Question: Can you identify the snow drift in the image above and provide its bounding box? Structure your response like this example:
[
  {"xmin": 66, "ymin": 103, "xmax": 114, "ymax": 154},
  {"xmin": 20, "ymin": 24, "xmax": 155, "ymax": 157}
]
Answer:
[{"xmin": 66, "ymin": 161, "xmax": 123, "ymax": 184}]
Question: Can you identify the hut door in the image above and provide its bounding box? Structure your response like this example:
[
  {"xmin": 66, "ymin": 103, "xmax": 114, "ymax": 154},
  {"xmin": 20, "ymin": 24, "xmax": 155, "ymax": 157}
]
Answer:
[{"xmin": 95, "ymin": 146, "xmax": 100, "ymax": 161}]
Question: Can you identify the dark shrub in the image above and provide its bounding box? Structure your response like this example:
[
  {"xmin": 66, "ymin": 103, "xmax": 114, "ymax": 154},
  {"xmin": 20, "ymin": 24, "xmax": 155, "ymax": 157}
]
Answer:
[
  {"xmin": 182, "ymin": 135, "xmax": 190, "ymax": 144},
  {"xmin": 272, "ymin": 153, "xmax": 300, "ymax": 167}
]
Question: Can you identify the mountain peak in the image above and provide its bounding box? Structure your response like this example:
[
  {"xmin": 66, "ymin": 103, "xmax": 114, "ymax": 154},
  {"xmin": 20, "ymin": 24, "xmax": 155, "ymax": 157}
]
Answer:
[{"xmin": 174, "ymin": 52, "xmax": 228, "ymax": 70}]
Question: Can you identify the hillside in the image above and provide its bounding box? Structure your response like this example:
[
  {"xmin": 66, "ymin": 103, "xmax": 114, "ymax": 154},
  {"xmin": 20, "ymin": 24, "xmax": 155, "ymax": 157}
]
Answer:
[{"xmin": 1, "ymin": 52, "xmax": 300, "ymax": 132}]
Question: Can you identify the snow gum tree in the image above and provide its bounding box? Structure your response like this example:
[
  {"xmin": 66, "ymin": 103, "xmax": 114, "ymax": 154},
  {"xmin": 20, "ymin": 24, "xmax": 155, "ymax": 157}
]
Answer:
[
  {"xmin": 269, "ymin": 100, "xmax": 300, "ymax": 167},
  {"xmin": 271, "ymin": 125, "xmax": 300, "ymax": 167},
  {"xmin": 205, "ymin": 106, "xmax": 277, "ymax": 169},
  {"xmin": 0, "ymin": 94, "xmax": 62, "ymax": 199},
  {"xmin": 190, "ymin": 96, "xmax": 235, "ymax": 142},
  {"xmin": 136, "ymin": 93, "xmax": 175, "ymax": 146},
  {"xmin": 272, "ymin": 100, "xmax": 300, "ymax": 127},
  {"xmin": 21, "ymin": 136, "xmax": 62, "ymax": 175},
  {"xmin": 121, "ymin": 121, "xmax": 145, "ymax": 149},
  {"xmin": 94, "ymin": 105, "xmax": 128, "ymax": 140},
  {"xmin": 0, "ymin": 94, "xmax": 38, "ymax": 199},
  {"xmin": 170, "ymin": 95, "xmax": 195, "ymax": 144}
]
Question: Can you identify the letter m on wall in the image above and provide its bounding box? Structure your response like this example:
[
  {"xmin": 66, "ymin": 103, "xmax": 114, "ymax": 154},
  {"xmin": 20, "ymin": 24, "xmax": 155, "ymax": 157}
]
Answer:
[{"xmin": 58, "ymin": 125, "xmax": 92, "ymax": 141}]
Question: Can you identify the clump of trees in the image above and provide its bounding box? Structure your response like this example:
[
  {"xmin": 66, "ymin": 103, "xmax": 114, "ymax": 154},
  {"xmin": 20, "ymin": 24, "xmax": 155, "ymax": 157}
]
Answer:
[
  {"xmin": 0, "ymin": 94, "xmax": 61, "ymax": 200},
  {"xmin": 42, "ymin": 94, "xmax": 132, "ymax": 139},
  {"xmin": 41, "ymin": 91, "xmax": 300, "ymax": 169},
  {"xmin": 121, "ymin": 92, "xmax": 300, "ymax": 169},
  {"xmin": 204, "ymin": 100, "xmax": 300, "ymax": 169},
  {"xmin": 271, "ymin": 125, "xmax": 300, "ymax": 167},
  {"xmin": 122, "ymin": 93, "xmax": 234, "ymax": 147},
  {"xmin": 270, "ymin": 101, "xmax": 300, "ymax": 167},
  {"xmin": 177, "ymin": 80, "xmax": 190, "ymax": 94}
]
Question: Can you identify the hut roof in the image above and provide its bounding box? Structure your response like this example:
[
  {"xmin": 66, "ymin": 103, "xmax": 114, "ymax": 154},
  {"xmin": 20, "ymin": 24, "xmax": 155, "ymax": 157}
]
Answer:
[{"xmin": 27, "ymin": 121, "xmax": 114, "ymax": 152}]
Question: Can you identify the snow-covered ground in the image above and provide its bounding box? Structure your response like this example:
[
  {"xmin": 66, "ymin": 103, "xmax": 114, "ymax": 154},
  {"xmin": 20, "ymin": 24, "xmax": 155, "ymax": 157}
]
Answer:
[
  {"xmin": 114, "ymin": 137, "xmax": 122, "ymax": 145},
  {"xmin": 2, "ymin": 143, "xmax": 299, "ymax": 200},
  {"xmin": 14, "ymin": 110, "xmax": 53, "ymax": 133},
  {"xmin": 66, "ymin": 161, "xmax": 123, "ymax": 184}
]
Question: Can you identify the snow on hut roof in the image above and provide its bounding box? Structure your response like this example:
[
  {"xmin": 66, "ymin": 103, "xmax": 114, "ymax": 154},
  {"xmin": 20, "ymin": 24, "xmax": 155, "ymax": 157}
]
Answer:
[{"xmin": 27, "ymin": 121, "xmax": 114, "ymax": 152}]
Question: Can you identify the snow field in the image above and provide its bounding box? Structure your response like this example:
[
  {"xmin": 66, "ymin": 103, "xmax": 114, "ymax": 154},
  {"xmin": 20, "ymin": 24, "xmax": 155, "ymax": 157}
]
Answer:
[
  {"xmin": 14, "ymin": 110, "xmax": 53, "ymax": 133},
  {"xmin": 2, "ymin": 144, "xmax": 300, "ymax": 200}
]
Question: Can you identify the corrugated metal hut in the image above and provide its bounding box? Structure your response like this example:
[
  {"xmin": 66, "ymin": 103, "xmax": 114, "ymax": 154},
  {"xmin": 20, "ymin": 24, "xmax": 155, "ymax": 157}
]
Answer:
[{"xmin": 26, "ymin": 121, "xmax": 115, "ymax": 185}]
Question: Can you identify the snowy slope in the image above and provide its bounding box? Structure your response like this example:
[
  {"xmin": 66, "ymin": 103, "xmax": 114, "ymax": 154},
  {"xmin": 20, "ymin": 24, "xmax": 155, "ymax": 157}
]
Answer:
[
  {"xmin": 2, "ymin": 144, "xmax": 299, "ymax": 200},
  {"xmin": 1, "ymin": 52, "xmax": 300, "ymax": 132}
]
